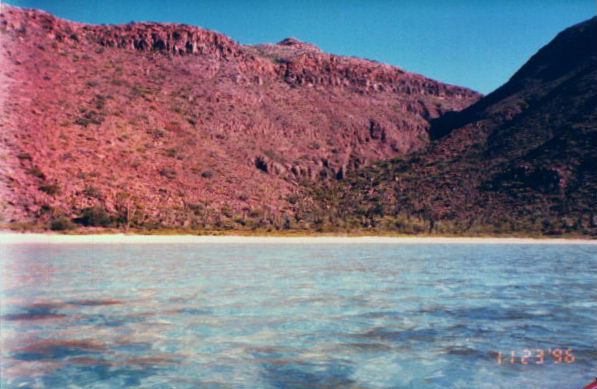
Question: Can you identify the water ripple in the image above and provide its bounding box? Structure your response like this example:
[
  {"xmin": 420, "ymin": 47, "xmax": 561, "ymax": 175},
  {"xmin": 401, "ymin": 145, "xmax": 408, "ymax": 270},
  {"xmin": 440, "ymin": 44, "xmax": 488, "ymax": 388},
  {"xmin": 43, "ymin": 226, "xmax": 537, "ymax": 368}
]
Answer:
[{"xmin": 1, "ymin": 243, "xmax": 595, "ymax": 388}]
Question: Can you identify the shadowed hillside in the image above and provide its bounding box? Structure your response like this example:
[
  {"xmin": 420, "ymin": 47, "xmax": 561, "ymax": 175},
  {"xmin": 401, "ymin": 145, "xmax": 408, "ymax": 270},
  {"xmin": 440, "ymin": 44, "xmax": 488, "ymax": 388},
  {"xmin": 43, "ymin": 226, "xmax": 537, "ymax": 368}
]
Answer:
[
  {"xmin": 0, "ymin": 6, "xmax": 594, "ymax": 236},
  {"xmin": 307, "ymin": 17, "xmax": 596, "ymax": 236}
]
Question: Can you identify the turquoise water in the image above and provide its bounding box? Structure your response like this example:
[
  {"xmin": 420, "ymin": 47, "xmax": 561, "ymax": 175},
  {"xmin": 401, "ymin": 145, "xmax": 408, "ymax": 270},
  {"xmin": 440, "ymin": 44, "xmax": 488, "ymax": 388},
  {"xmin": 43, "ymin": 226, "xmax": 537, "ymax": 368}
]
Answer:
[{"xmin": 0, "ymin": 243, "xmax": 595, "ymax": 388}]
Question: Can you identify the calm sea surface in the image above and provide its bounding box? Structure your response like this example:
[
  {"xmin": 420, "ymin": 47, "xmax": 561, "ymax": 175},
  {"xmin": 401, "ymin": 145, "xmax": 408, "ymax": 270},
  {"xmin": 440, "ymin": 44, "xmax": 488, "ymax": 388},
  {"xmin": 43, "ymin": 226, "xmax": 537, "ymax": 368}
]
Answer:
[{"xmin": 0, "ymin": 242, "xmax": 595, "ymax": 389}]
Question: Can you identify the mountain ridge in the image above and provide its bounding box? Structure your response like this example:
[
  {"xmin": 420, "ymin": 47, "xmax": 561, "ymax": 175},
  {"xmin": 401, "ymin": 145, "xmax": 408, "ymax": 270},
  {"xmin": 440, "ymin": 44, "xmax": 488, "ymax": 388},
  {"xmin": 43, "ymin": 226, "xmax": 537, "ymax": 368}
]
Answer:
[
  {"xmin": 0, "ymin": 4, "xmax": 480, "ymax": 230},
  {"xmin": 1, "ymin": 4, "xmax": 479, "ymax": 97},
  {"xmin": 1, "ymin": 5, "xmax": 594, "ymax": 236}
]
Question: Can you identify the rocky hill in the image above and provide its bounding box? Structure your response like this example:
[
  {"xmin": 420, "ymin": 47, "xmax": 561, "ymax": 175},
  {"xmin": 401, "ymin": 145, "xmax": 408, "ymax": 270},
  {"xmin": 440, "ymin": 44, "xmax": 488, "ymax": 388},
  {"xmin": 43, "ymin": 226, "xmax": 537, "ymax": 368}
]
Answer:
[
  {"xmin": 310, "ymin": 17, "xmax": 596, "ymax": 236},
  {"xmin": 1, "ymin": 6, "xmax": 593, "ymax": 236},
  {"xmin": 0, "ymin": 5, "xmax": 480, "ymax": 231}
]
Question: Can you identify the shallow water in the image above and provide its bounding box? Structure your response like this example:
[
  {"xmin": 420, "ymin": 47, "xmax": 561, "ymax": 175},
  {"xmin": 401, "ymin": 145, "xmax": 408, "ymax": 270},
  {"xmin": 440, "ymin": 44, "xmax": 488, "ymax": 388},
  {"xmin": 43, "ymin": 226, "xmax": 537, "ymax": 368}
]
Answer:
[{"xmin": 0, "ymin": 243, "xmax": 595, "ymax": 388}]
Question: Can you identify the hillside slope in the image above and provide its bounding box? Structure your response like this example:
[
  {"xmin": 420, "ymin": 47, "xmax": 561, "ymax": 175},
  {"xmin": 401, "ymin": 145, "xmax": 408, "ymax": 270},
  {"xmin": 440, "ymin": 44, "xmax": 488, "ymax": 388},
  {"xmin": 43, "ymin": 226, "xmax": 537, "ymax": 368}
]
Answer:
[
  {"xmin": 309, "ymin": 17, "xmax": 596, "ymax": 236},
  {"xmin": 0, "ymin": 5, "xmax": 479, "ymax": 230}
]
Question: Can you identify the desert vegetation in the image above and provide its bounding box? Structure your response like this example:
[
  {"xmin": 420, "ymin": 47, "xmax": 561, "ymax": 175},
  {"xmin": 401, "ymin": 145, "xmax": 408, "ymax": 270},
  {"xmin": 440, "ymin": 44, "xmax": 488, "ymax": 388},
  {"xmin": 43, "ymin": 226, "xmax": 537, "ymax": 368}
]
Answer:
[{"xmin": 0, "ymin": 7, "xmax": 594, "ymax": 237}]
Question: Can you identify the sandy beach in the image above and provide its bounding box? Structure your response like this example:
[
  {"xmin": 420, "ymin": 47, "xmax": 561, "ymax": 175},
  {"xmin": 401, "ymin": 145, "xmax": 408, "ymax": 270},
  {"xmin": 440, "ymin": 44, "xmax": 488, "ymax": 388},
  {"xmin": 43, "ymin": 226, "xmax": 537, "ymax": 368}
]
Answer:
[{"xmin": 1, "ymin": 232, "xmax": 595, "ymax": 245}]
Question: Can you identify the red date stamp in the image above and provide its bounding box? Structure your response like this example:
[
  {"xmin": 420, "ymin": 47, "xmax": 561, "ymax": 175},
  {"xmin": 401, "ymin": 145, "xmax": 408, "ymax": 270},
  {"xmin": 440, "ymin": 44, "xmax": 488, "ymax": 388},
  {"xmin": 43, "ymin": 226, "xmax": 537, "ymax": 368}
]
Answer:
[{"xmin": 497, "ymin": 348, "xmax": 575, "ymax": 365}]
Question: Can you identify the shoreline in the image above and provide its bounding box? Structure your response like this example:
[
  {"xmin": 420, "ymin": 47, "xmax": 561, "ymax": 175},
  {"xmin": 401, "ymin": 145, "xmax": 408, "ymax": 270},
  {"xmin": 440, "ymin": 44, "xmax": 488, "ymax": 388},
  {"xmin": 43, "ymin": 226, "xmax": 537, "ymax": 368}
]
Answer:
[{"xmin": 1, "ymin": 232, "xmax": 595, "ymax": 245}]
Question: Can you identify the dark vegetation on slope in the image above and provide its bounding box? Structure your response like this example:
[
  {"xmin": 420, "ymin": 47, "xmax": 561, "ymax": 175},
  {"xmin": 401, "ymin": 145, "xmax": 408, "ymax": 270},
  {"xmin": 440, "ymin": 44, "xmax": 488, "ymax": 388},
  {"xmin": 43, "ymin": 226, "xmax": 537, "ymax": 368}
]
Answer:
[
  {"xmin": 303, "ymin": 18, "xmax": 597, "ymax": 236},
  {"xmin": 0, "ymin": 6, "xmax": 594, "ymax": 236}
]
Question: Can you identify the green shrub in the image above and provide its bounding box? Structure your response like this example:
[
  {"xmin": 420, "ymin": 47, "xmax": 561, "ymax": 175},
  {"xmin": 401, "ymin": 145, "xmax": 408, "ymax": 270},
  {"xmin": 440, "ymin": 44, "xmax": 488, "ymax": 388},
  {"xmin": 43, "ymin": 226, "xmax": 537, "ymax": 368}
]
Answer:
[
  {"xmin": 287, "ymin": 194, "xmax": 300, "ymax": 205},
  {"xmin": 221, "ymin": 206, "xmax": 233, "ymax": 218},
  {"xmin": 249, "ymin": 210, "xmax": 263, "ymax": 218},
  {"xmin": 39, "ymin": 182, "xmax": 61, "ymax": 195},
  {"xmin": 187, "ymin": 203, "xmax": 203, "ymax": 216},
  {"xmin": 147, "ymin": 129, "xmax": 166, "ymax": 138},
  {"xmin": 160, "ymin": 168, "xmax": 177, "ymax": 179},
  {"xmin": 75, "ymin": 110, "xmax": 104, "ymax": 127},
  {"xmin": 50, "ymin": 217, "xmax": 77, "ymax": 231},
  {"xmin": 17, "ymin": 152, "xmax": 32, "ymax": 161},
  {"xmin": 83, "ymin": 185, "xmax": 103, "ymax": 199},
  {"xmin": 74, "ymin": 206, "xmax": 113, "ymax": 227},
  {"xmin": 27, "ymin": 167, "xmax": 46, "ymax": 179}
]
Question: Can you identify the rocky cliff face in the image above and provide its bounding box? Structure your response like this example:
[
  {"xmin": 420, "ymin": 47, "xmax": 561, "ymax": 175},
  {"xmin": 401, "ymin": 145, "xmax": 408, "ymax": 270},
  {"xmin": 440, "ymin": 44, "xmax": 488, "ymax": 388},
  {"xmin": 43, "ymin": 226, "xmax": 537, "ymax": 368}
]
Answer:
[
  {"xmin": 0, "ymin": 5, "xmax": 481, "ymax": 229},
  {"xmin": 1, "ymin": 5, "xmax": 478, "ymax": 101},
  {"xmin": 1, "ymin": 6, "xmax": 245, "ymax": 58}
]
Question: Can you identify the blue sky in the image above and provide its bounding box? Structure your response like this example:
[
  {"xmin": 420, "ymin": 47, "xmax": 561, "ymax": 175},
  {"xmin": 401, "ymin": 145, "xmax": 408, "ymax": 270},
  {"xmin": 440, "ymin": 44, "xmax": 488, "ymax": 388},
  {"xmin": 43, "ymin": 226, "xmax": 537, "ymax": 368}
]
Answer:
[{"xmin": 4, "ymin": 0, "xmax": 595, "ymax": 94}]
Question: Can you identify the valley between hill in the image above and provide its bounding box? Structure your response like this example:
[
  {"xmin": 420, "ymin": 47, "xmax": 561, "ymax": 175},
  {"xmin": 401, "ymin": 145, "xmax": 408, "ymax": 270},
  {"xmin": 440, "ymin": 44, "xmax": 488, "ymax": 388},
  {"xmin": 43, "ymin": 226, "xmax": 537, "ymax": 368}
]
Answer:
[{"xmin": 0, "ymin": 5, "xmax": 594, "ymax": 236}]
